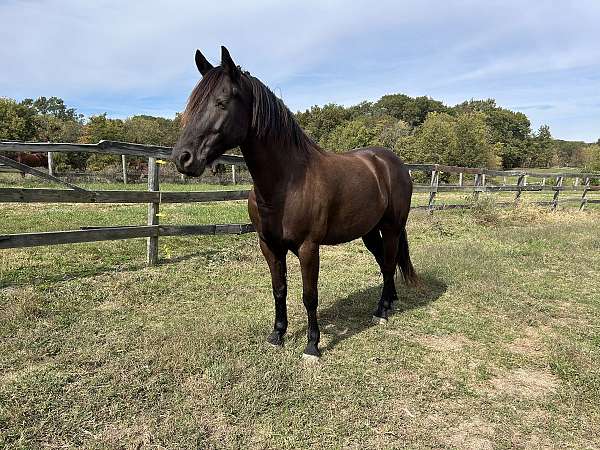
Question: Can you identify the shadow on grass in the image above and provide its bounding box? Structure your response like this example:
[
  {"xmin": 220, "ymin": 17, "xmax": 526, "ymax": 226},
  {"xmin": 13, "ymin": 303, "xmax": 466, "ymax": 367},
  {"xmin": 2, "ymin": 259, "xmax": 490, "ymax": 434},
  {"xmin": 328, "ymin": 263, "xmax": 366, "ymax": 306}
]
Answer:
[{"xmin": 291, "ymin": 273, "xmax": 447, "ymax": 353}]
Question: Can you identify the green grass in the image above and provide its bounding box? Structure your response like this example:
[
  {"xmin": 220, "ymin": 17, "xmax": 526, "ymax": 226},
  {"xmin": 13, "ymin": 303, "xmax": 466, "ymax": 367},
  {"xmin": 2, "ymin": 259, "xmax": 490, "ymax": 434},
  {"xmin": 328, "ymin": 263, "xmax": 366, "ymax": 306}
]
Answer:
[{"xmin": 1, "ymin": 183, "xmax": 600, "ymax": 448}]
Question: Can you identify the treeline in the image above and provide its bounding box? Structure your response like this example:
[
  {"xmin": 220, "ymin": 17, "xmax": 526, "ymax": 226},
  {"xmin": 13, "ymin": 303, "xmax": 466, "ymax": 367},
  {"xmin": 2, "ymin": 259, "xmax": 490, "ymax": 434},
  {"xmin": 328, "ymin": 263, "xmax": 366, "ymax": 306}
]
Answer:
[
  {"xmin": 0, "ymin": 96, "xmax": 180, "ymax": 171},
  {"xmin": 1, "ymin": 94, "xmax": 599, "ymax": 171},
  {"xmin": 297, "ymin": 96, "xmax": 599, "ymax": 170}
]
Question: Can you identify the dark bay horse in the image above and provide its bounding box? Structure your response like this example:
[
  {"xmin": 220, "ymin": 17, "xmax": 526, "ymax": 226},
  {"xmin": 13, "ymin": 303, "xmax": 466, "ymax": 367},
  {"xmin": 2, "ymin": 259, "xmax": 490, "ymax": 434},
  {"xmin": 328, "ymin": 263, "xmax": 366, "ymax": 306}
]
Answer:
[{"xmin": 172, "ymin": 47, "xmax": 417, "ymax": 359}]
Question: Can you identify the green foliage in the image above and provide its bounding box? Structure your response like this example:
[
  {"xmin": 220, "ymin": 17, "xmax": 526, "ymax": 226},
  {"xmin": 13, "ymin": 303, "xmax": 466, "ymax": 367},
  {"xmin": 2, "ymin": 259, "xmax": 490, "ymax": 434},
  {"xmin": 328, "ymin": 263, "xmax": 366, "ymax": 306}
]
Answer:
[
  {"xmin": 409, "ymin": 112, "xmax": 457, "ymax": 164},
  {"xmin": 322, "ymin": 115, "xmax": 407, "ymax": 151},
  {"xmin": 374, "ymin": 94, "xmax": 447, "ymax": 126},
  {"xmin": 79, "ymin": 114, "xmax": 125, "ymax": 170},
  {"xmin": 296, "ymin": 103, "xmax": 351, "ymax": 143},
  {"xmin": 0, "ymin": 90, "xmax": 595, "ymax": 173},
  {"xmin": 0, "ymin": 97, "xmax": 36, "ymax": 141},
  {"xmin": 453, "ymin": 99, "xmax": 531, "ymax": 168},
  {"xmin": 406, "ymin": 111, "xmax": 497, "ymax": 168},
  {"xmin": 123, "ymin": 115, "xmax": 179, "ymax": 147},
  {"xmin": 587, "ymin": 144, "xmax": 600, "ymax": 171},
  {"xmin": 20, "ymin": 96, "xmax": 82, "ymax": 122},
  {"xmin": 525, "ymin": 124, "xmax": 555, "ymax": 168},
  {"xmin": 454, "ymin": 112, "xmax": 497, "ymax": 168}
]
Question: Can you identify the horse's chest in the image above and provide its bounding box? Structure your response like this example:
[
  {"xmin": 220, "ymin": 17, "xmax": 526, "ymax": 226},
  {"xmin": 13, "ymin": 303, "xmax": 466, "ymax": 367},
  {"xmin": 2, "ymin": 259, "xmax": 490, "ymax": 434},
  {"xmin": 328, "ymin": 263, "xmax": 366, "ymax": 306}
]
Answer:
[{"xmin": 257, "ymin": 206, "xmax": 305, "ymax": 245}]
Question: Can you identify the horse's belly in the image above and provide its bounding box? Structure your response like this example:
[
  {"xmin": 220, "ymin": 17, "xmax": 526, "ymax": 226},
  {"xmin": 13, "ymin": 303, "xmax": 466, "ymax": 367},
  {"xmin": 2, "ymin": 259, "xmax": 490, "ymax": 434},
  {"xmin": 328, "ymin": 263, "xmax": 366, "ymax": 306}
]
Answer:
[{"xmin": 321, "ymin": 205, "xmax": 384, "ymax": 245}]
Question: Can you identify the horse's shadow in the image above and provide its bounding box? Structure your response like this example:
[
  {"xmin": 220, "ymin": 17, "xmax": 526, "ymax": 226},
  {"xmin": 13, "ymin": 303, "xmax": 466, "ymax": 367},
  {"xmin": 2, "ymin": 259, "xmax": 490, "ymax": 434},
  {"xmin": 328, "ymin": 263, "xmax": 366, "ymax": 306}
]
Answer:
[{"xmin": 290, "ymin": 273, "xmax": 447, "ymax": 353}]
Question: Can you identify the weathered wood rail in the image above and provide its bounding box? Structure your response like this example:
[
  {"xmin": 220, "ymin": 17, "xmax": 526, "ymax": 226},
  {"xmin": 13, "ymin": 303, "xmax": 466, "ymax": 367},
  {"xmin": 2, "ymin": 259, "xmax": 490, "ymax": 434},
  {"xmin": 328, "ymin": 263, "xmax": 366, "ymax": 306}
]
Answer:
[{"xmin": 1, "ymin": 141, "xmax": 598, "ymax": 264}]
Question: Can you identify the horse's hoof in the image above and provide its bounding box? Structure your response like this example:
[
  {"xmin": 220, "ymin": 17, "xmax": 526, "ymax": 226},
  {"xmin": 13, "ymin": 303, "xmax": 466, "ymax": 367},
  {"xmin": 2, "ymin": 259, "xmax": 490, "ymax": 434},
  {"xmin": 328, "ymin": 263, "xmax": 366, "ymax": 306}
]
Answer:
[
  {"xmin": 302, "ymin": 353, "xmax": 320, "ymax": 363},
  {"xmin": 372, "ymin": 315, "xmax": 388, "ymax": 325},
  {"xmin": 266, "ymin": 332, "xmax": 284, "ymax": 348}
]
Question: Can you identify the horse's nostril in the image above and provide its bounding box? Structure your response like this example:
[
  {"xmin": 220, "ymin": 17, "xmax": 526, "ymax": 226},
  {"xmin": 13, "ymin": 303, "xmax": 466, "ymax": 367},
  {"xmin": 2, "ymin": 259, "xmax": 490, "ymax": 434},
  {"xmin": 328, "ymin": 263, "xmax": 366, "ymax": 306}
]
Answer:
[{"xmin": 179, "ymin": 150, "xmax": 193, "ymax": 168}]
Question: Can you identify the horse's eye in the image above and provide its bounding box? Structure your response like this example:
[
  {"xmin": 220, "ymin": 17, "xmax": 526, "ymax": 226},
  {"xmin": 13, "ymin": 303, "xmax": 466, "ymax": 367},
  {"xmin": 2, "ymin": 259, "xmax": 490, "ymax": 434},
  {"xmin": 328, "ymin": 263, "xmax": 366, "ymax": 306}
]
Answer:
[{"xmin": 215, "ymin": 99, "xmax": 228, "ymax": 110}]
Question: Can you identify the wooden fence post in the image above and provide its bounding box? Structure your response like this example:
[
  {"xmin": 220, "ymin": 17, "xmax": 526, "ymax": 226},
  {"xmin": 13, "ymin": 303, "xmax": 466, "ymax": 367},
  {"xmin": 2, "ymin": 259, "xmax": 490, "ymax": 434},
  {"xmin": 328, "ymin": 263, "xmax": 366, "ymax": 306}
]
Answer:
[
  {"xmin": 515, "ymin": 174, "xmax": 525, "ymax": 202},
  {"xmin": 458, "ymin": 172, "xmax": 464, "ymax": 187},
  {"xmin": 147, "ymin": 157, "xmax": 160, "ymax": 265},
  {"xmin": 541, "ymin": 177, "xmax": 546, "ymax": 186},
  {"xmin": 503, "ymin": 176, "xmax": 507, "ymax": 186},
  {"xmin": 474, "ymin": 173, "xmax": 482, "ymax": 201},
  {"xmin": 428, "ymin": 169, "xmax": 439, "ymax": 213},
  {"xmin": 47, "ymin": 152, "xmax": 54, "ymax": 176},
  {"xmin": 231, "ymin": 165, "xmax": 236, "ymax": 184},
  {"xmin": 122, "ymin": 155, "xmax": 128, "ymax": 184},
  {"xmin": 580, "ymin": 177, "xmax": 590, "ymax": 211},
  {"xmin": 552, "ymin": 176, "xmax": 563, "ymax": 211}
]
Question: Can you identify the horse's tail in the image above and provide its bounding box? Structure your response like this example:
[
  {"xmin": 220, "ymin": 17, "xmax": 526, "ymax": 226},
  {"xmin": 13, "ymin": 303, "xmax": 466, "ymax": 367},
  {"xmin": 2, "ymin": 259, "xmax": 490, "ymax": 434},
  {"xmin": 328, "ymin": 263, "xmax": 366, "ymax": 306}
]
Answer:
[{"xmin": 397, "ymin": 227, "xmax": 419, "ymax": 285}]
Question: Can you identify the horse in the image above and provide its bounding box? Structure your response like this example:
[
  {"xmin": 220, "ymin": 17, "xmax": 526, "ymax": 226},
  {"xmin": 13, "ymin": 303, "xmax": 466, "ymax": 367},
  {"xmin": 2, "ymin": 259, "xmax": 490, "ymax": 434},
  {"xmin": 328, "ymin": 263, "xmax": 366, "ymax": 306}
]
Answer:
[
  {"xmin": 172, "ymin": 46, "xmax": 417, "ymax": 359},
  {"xmin": 4, "ymin": 152, "xmax": 48, "ymax": 177}
]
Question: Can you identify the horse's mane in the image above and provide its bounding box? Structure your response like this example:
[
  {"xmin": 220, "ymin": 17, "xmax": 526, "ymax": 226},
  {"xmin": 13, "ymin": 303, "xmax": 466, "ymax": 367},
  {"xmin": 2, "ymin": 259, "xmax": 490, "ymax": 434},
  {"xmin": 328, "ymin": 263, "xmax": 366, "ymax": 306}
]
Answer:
[{"xmin": 182, "ymin": 67, "xmax": 318, "ymax": 153}]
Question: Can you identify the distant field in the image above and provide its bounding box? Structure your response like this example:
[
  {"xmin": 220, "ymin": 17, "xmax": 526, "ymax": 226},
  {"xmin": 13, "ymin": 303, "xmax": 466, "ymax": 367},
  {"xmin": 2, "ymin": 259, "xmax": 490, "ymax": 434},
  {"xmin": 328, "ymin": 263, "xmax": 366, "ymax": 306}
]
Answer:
[{"xmin": 1, "ymin": 184, "xmax": 600, "ymax": 448}]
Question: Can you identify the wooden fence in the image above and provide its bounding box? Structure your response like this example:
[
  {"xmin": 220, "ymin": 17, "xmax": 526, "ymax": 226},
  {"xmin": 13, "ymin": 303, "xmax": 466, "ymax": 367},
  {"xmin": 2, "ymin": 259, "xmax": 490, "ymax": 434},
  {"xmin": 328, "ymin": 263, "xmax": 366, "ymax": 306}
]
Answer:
[{"xmin": 1, "ymin": 140, "xmax": 599, "ymax": 265}]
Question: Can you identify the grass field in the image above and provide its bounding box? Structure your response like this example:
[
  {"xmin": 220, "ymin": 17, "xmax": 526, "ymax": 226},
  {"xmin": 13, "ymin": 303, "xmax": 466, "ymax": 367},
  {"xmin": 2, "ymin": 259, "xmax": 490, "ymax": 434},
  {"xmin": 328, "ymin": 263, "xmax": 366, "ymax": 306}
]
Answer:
[{"xmin": 1, "ymin": 180, "xmax": 600, "ymax": 448}]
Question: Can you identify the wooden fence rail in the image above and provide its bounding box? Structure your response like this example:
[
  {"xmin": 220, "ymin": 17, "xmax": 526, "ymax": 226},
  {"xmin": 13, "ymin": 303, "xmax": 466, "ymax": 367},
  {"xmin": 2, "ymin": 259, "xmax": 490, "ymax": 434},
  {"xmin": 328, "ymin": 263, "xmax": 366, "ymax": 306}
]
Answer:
[{"xmin": 1, "ymin": 140, "xmax": 599, "ymax": 263}]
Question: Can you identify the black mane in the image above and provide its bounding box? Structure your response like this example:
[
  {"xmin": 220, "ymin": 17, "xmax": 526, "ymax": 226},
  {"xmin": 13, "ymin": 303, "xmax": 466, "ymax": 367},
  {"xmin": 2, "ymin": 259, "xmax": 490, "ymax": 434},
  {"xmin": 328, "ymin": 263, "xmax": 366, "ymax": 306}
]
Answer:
[{"xmin": 183, "ymin": 67, "xmax": 318, "ymax": 152}]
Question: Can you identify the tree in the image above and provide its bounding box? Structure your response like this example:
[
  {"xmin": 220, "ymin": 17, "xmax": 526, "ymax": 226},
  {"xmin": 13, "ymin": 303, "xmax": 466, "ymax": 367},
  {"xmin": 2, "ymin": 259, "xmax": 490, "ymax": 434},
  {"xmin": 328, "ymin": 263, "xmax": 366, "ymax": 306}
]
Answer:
[
  {"xmin": 296, "ymin": 103, "xmax": 350, "ymax": 144},
  {"xmin": 123, "ymin": 115, "xmax": 179, "ymax": 147},
  {"xmin": 20, "ymin": 96, "xmax": 82, "ymax": 122},
  {"xmin": 407, "ymin": 111, "xmax": 498, "ymax": 168},
  {"xmin": 409, "ymin": 112, "xmax": 458, "ymax": 164},
  {"xmin": 374, "ymin": 94, "xmax": 447, "ymax": 127},
  {"xmin": 453, "ymin": 112, "xmax": 498, "ymax": 168},
  {"xmin": 80, "ymin": 114, "xmax": 126, "ymax": 170},
  {"xmin": 587, "ymin": 144, "xmax": 600, "ymax": 171},
  {"xmin": 525, "ymin": 124, "xmax": 554, "ymax": 168},
  {"xmin": 80, "ymin": 114, "xmax": 125, "ymax": 143},
  {"xmin": 453, "ymin": 99, "xmax": 532, "ymax": 168},
  {"xmin": 0, "ymin": 97, "xmax": 36, "ymax": 141}
]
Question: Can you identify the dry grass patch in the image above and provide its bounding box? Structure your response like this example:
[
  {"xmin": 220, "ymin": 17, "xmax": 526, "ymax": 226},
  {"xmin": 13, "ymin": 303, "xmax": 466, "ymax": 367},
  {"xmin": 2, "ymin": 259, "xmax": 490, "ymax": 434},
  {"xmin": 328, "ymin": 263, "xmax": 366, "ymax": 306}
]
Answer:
[
  {"xmin": 442, "ymin": 417, "xmax": 495, "ymax": 450},
  {"xmin": 508, "ymin": 326, "xmax": 551, "ymax": 357},
  {"xmin": 488, "ymin": 368, "xmax": 559, "ymax": 399},
  {"xmin": 414, "ymin": 333, "xmax": 473, "ymax": 352}
]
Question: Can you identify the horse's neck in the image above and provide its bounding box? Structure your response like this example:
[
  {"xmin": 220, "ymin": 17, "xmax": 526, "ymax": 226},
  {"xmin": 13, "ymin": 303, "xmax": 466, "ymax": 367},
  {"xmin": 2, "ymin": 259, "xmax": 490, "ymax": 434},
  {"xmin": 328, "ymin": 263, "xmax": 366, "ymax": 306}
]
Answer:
[{"xmin": 241, "ymin": 137, "xmax": 316, "ymax": 206}]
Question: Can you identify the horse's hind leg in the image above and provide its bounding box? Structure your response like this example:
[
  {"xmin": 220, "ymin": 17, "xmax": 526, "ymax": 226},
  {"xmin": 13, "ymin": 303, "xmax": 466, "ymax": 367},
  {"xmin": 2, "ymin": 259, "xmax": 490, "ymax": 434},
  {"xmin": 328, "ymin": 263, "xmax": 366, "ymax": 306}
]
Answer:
[
  {"xmin": 373, "ymin": 225, "xmax": 400, "ymax": 322},
  {"xmin": 397, "ymin": 226, "xmax": 419, "ymax": 285},
  {"xmin": 362, "ymin": 228, "xmax": 384, "ymax": 267}
]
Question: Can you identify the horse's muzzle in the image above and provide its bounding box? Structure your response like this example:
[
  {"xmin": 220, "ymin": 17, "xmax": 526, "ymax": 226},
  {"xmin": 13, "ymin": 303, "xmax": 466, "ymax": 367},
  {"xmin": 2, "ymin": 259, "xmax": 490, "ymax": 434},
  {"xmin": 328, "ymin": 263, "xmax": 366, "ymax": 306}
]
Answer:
[{"xmin": 173, "ymin": 147, "xmax": 206, "ymax": 177}]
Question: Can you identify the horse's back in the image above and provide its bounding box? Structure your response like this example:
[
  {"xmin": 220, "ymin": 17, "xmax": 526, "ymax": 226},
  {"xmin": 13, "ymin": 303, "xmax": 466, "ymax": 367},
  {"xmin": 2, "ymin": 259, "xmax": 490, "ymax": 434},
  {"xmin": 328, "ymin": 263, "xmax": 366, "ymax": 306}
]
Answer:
[
  {"xmin": 340, "ymin": 146, "xmax": 413, "ymax": 222},
  {"xmin": 340, "ymin": 146, "xmax": 412, "ymax": 193}
]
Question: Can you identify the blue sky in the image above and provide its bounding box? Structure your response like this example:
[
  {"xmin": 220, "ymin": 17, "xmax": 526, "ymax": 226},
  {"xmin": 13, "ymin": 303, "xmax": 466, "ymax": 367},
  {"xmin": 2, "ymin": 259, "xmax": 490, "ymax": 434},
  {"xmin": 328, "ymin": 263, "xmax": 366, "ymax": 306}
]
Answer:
[{"xmin": 1, "ymin": 0, "xmax": 599, "ymax": 142}]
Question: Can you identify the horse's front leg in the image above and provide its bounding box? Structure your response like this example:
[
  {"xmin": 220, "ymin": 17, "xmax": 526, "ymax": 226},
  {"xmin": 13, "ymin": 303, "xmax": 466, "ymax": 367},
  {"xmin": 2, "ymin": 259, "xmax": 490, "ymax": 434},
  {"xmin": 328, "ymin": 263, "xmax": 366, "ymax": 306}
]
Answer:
[
  {"xmin": 299, "ymin": 241, "xmax": 321, "ymax": 359},
  {"xmin": 259, "ymin": 239, "xmax": 288, "ymax": 347}
]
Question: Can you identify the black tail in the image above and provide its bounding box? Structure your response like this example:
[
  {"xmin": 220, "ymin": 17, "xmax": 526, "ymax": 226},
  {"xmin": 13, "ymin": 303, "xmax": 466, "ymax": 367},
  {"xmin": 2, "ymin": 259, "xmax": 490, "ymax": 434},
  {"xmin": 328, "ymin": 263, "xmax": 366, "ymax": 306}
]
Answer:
[{"xmin": 397, "ymin": 227, "xmax": 418, "ymax": 285}]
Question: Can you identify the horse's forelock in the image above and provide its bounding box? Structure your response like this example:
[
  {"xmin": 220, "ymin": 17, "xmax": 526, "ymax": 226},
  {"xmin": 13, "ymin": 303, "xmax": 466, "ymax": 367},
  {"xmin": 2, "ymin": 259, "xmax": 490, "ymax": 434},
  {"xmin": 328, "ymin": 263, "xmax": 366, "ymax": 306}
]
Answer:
[{"xmin": 181, "ymin": 68, "xmax": 228, "ymax": 127}]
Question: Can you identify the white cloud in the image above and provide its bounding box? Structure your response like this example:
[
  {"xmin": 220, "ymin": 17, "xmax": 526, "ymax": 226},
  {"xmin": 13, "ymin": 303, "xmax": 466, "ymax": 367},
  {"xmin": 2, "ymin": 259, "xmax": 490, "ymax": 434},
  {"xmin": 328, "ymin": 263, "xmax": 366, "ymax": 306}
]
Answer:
[{"xmin": 1, "ymin": 0, "xmax": 599, "ymax": 140}]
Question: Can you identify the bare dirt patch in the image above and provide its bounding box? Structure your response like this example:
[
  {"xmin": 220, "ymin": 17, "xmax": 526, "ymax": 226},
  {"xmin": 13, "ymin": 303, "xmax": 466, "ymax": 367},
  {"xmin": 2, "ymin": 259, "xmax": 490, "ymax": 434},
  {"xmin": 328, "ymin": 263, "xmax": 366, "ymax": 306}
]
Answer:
[
  {"xmin": 508, "ymin": 326, "xmax": 550, "ymax": 356},
  {"xmin": 414, "ymin": 333, "xmax": 472, "ymax": 352},
  {"xmin": 444, "ymin": 417, "xmax": 495, "ymax": 450},
  {"xmin": 488, "ymin": 368, "xmax": 559, "ymax": 399}
]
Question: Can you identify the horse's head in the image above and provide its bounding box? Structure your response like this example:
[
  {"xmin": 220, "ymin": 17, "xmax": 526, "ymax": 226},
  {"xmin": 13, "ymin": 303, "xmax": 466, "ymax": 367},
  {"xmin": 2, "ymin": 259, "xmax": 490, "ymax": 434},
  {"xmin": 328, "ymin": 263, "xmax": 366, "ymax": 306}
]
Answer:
[{"xmin": 172, "ymin": 46, "xmax": 251, "ymax": 177}]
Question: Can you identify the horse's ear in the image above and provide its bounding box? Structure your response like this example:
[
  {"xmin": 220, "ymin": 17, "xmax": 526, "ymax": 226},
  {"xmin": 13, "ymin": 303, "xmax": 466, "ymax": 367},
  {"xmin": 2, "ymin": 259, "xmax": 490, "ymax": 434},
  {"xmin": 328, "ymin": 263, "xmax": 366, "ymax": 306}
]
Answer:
[
  {"xmin": 221, "ymin": 46, "xmax": 240, "ymax": 81},
  {"xmin": 195, "ymin": 49, "xmax": 213, "ymax": 76}
]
